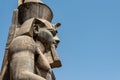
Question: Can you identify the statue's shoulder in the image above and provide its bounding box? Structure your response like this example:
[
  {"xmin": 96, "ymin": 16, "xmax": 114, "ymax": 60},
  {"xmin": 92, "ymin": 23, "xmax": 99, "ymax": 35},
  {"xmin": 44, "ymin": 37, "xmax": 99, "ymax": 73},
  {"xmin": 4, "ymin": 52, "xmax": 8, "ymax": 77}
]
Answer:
[{"xmin": 9, "ymin": 36, "xmax": 36, "ymax": 54}]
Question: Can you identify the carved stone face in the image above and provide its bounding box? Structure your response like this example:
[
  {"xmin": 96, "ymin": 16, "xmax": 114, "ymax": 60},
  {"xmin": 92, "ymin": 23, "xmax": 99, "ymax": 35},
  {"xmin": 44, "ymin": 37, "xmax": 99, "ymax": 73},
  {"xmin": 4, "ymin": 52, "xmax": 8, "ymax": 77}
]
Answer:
[
  {"xmin": 33, "ymin": 19, "xmax": 60, "ymax": 48},
  {"xmin": 37, "ymin": 28, "xmax": 55, "ymax": 45}
]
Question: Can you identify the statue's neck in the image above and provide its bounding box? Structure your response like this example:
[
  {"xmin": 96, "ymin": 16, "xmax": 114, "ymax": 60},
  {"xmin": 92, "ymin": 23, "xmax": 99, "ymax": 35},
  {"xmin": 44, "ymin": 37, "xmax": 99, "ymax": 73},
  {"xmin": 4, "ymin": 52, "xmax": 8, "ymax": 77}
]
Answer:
[{"xmin": 36, "ymin": 40, "xmax": 45, "ymax": 53}]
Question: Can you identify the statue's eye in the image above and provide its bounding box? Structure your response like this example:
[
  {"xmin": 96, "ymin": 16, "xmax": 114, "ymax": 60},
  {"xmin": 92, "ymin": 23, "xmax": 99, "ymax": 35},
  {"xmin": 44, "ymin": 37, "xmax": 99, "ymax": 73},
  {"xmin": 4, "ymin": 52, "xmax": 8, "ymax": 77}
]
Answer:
[{"xmin": 47, "ymin": 29, "xmax": 57, "ymax": 36}]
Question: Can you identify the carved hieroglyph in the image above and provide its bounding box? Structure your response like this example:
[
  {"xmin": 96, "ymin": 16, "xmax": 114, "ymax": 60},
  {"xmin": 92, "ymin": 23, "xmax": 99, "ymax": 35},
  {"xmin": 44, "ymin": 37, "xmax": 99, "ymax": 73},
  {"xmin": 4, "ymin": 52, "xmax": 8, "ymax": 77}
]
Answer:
[{"xmin": 1, "ymin": 0, "xmax": 62, "ymax": 80}]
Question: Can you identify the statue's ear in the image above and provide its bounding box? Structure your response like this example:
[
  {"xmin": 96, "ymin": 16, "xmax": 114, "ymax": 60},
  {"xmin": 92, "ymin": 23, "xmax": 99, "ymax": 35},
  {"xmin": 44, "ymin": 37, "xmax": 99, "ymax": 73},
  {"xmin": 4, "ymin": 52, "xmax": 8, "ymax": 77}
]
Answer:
[{"xmin": 33, "ymin": 24, "xmax": 39, "ymax": 35}]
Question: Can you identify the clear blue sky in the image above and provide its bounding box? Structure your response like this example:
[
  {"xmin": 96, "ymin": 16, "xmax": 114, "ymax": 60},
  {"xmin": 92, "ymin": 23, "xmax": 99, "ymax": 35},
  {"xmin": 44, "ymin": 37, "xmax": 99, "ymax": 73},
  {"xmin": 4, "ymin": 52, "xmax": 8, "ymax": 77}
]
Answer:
[{"xmin": 0, "ymin": 0, "xmax": 120, "ymax": 80}]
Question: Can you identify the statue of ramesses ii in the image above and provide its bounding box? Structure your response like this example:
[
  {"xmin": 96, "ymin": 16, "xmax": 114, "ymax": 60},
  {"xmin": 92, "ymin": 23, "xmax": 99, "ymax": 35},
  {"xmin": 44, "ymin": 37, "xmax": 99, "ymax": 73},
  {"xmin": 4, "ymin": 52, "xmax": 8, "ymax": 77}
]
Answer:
[{"xmin": 0, "ymin": 0, "xmax": 62, "ymax": 80}]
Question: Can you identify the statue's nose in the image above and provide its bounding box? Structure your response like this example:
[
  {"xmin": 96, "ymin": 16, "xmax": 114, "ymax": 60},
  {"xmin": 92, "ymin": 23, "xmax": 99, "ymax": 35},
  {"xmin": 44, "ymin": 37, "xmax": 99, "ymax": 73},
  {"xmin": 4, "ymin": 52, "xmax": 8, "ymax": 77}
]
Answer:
[{"xmin": 53, "ymin": 35, "xmax": 60, "ymax": 47}]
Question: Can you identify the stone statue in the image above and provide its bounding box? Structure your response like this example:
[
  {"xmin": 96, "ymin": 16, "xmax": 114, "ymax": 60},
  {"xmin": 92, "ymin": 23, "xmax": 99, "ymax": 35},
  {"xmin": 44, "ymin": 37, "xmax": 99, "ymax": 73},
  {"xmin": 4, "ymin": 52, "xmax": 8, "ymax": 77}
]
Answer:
[{"xmin": 1, "ymin": 1, "xmax": 62, "ymax": 80}]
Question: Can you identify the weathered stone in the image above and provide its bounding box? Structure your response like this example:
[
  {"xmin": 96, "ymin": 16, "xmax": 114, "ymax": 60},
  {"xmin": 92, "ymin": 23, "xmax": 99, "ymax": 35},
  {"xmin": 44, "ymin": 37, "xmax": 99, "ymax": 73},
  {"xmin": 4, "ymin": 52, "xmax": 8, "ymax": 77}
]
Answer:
[
  {"xmin": 1, "ymin": 0, "xmax": 62, "ymax": 80},
  {"xmin": 18, "ymin": 2, "xmax": 53, "ymax": 24},
  {"xmin": 16, "ymin": 18, "xmax": 35, "ymax": 37},
  {"xmin": 1, "ymin": 9, "xmax": 19, "ymax": 80},
  {"xmin": 50, "ymin": 45, "xmax": 62, "ymax": 68},
  {"xmin": 18, "ymin": 0, "xmax": 43, "ymax": 6}
]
